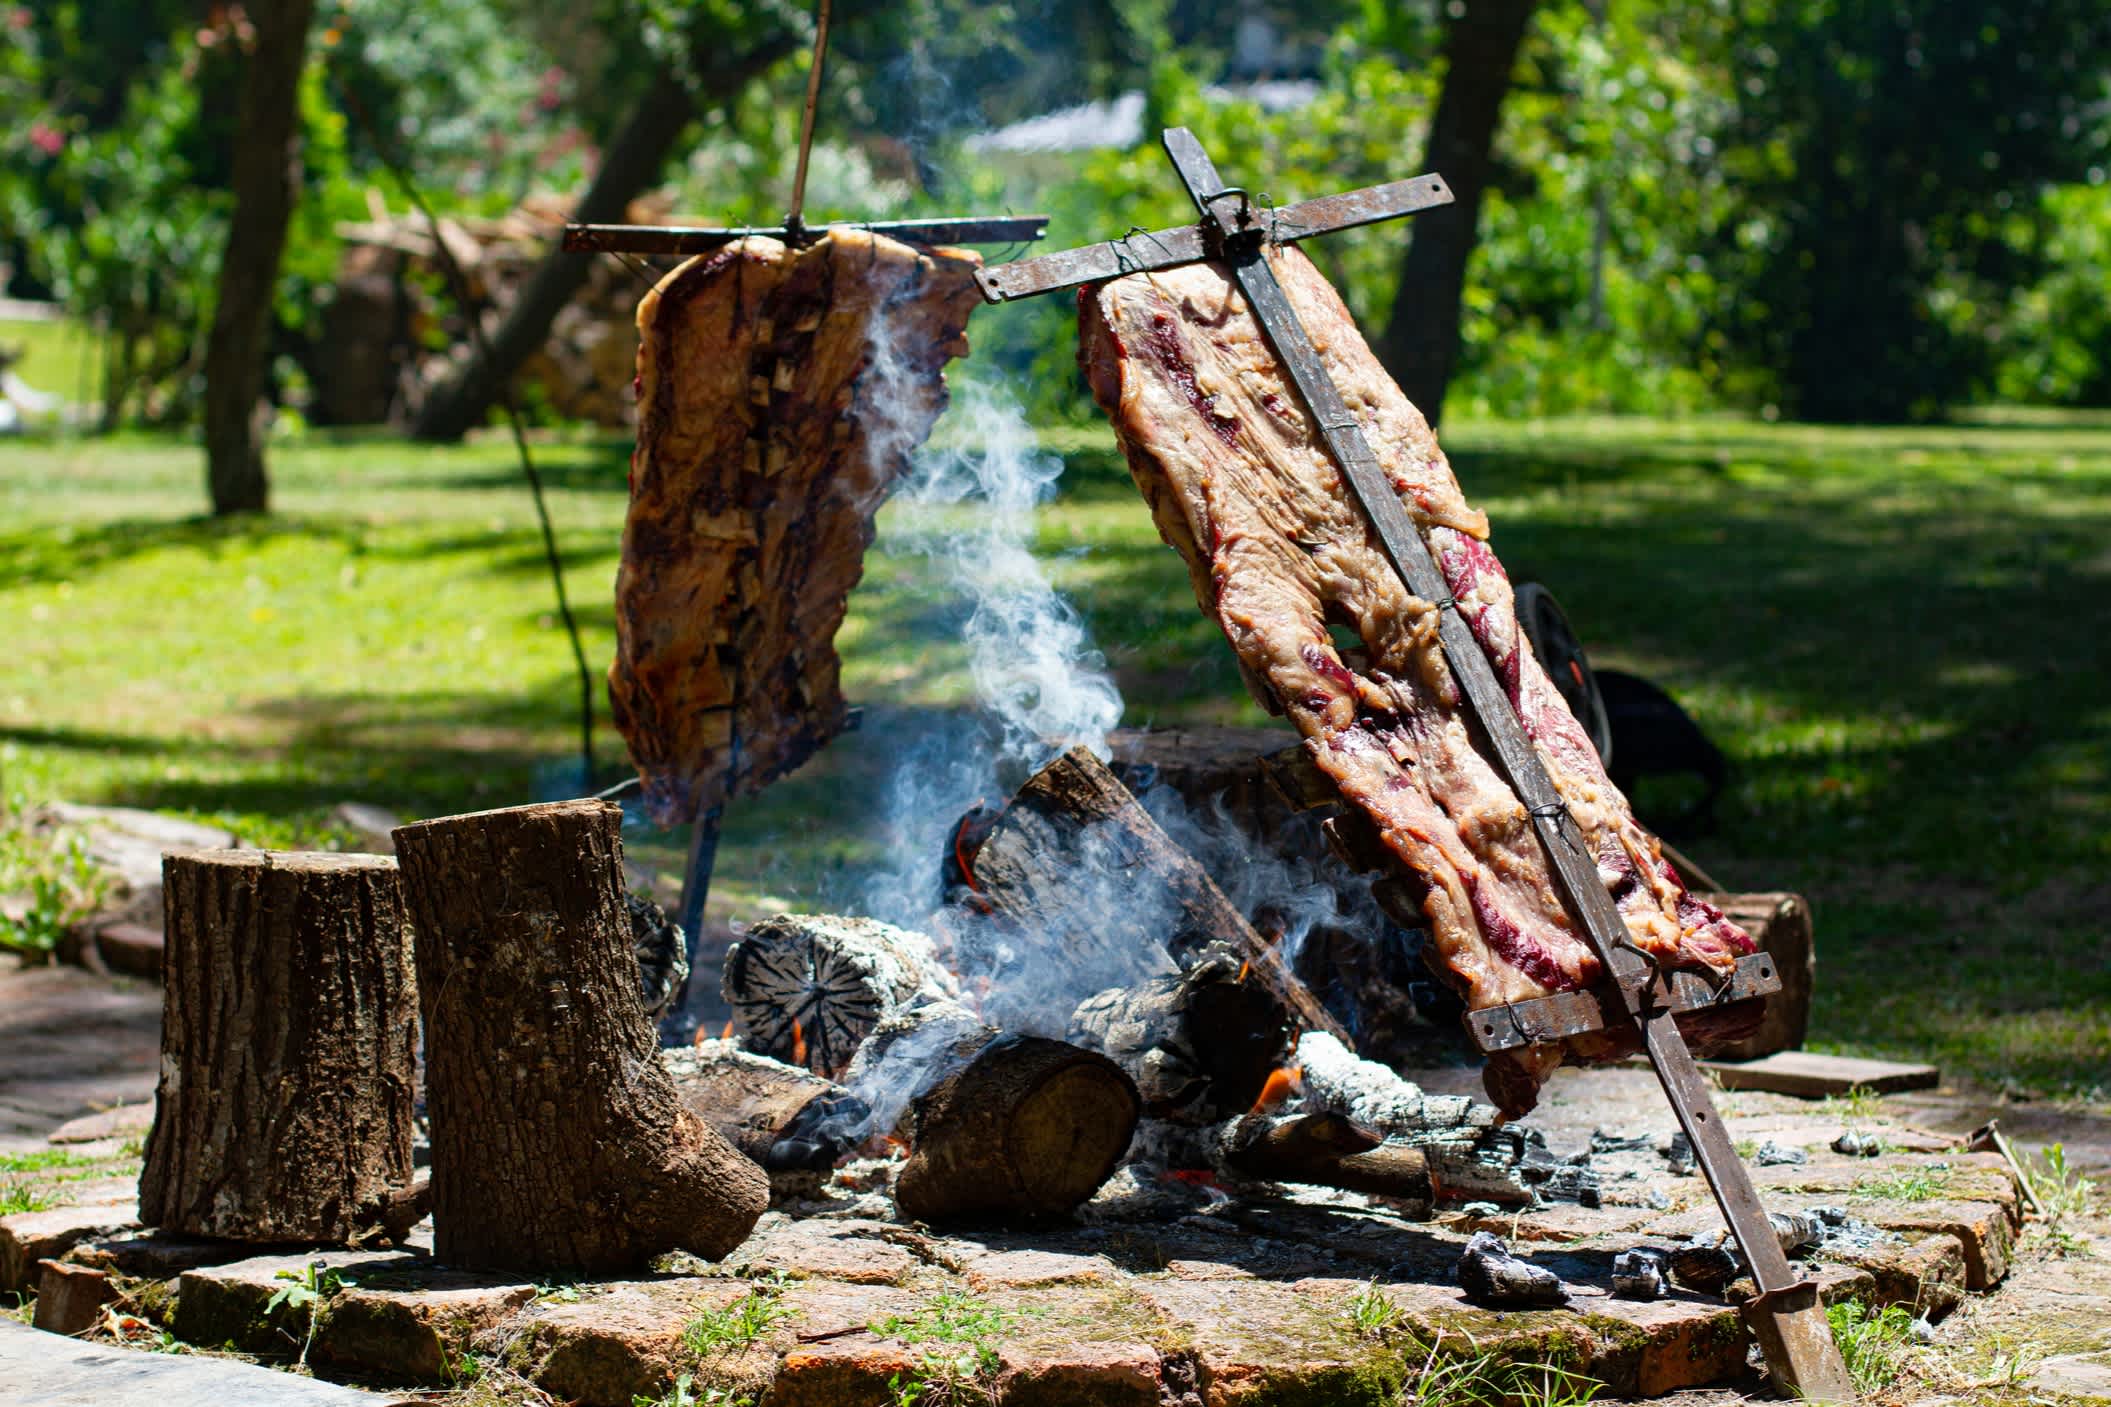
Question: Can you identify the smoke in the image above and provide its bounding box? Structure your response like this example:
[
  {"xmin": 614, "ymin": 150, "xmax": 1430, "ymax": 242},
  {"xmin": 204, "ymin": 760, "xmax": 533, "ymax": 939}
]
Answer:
[{"xmin": 840, "ymin": 311, "xmax": 1123, "ymax": 931}]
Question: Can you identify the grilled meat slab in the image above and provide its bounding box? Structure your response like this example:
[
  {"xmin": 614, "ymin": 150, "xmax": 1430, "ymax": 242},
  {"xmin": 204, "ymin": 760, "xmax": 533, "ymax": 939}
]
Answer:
[
  {"xmin": 1078, "ymin": 247, "xmax": 1755, "ymax": 1114},
  {"xmin": 614, "ymin": 231, "xmax": 982, "ymax": 823}
]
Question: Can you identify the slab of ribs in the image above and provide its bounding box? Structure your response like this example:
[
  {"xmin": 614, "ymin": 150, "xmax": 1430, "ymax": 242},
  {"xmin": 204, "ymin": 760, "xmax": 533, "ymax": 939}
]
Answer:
[
  {"xmin": 1079, "ymin": 248, "xmax": 1758, "ymax": 1116},
  {"xmin": 612, "ymin": 231, "xmax": 983, "ymax": 824}
]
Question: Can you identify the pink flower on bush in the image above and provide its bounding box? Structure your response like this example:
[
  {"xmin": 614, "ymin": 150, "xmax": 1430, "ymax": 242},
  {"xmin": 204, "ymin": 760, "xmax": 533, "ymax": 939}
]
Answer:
[
  {"xmin": 8, "ymin": 8, "xmax": 32, "ymax": 30},
  {"xmin": 29, "ymin": 122, "xmax": 62, "ymax": 156}
]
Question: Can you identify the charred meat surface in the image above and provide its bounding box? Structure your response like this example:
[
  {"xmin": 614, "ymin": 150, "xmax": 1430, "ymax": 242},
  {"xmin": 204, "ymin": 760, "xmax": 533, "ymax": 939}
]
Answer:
[
  {"xmin": 1078, "ymin": 248, "xmax": 1756, "ymax": 1114},
  {"xmin": 614, "ymin": 231, "xmax": 983, "ymax": 824}
]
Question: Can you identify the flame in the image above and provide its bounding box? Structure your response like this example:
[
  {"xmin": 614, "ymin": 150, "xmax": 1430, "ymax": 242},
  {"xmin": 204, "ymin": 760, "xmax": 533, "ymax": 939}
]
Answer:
[
  {"xmin": 1237, "ymin": 959, "xmax": 1251, "ymax": 984},
  {"xmin": 790, "ymin": 1017, "xmax": 809, "ymax": 1069},
  {"xmin": 1162, "ymin": 1167, "xmax": 1220, "ymax": 1188},
  {"xmin": 1251, "ymin": 1064, "xmax": 1302, "ymax": 1115},
  {"xmin": 721, "ymin": 1017, "xmax": 736, "ymax": 1039},
  {"xmin": 953, "ymin": 824, "xmax": 985, "ymax": 893}
]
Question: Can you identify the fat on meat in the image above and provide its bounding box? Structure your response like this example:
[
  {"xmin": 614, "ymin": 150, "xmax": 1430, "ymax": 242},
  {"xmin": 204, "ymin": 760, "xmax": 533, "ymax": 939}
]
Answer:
[
  {"xmin": 1077, "ymin": 247, "xmax": 1756, "ymax": 1114},
  {"xmin": 613, "ymin": 231, "xmax": 983, "ymax": 824}
]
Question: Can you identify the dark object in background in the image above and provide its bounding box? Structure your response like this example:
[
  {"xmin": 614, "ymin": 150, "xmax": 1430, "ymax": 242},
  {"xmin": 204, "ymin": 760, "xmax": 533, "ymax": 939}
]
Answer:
[
  {"xmin": 1595, "ymin": 668, "xmax": 1728, "ymax": 837},
  {"xmin": 1513, "ymin": 581, "xmax": 1728, "ymax": 837},
  {"xmin": 626, "ymin": 890, "xmax": 689, "ymax": 1024},
  {"xmin": 1612, "ymin": 1247, "xmax": 1669, "ymax": 1300}
]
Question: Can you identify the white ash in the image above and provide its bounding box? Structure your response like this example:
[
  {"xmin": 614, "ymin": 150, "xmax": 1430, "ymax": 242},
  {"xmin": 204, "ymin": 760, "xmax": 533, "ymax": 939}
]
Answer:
[{"xmin": 1754, "ymin": 1140, "xmax": 1808, "ymax": 1166}]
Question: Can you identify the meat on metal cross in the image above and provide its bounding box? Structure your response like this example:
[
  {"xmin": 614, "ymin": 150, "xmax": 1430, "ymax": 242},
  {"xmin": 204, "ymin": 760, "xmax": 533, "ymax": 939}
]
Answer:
[{"xmin": 974, "ymin": 127, "xmax": 1853, "ymax": 1404}]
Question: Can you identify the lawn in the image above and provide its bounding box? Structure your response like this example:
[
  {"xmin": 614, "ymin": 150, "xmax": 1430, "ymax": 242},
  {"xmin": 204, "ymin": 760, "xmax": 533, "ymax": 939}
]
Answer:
[{"xmin": 2, "ymin": 411, "xmax": 2105, "ymax": 1103}]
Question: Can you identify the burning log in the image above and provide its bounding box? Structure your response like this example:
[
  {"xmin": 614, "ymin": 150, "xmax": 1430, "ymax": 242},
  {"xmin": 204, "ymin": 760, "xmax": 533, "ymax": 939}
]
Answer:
[
  {"xmin": 1216, "ymin": 1112, "xmax": 1434, "ymax": 1207},
  {"xmin": 394, "ymin": 800, "xmax": 767, "ymax": 1273},
  {"xmin": 663, "ymin": 1040, "xmax": 869, "ymax": 1174},
  {"xmin": 847, "ymin": 1001, "xmax": 1140, "ymax": 1225},
  {"xmin": 139, "ymin": 851, "xmax": 417, "ymax": 1243},
  {"xmin": 721, "ymin": 914, "xmax": 958, "ymax": 1076},
  {"xmin": 1068, "ymin": 952, "xmax": 1293, "ymax": 1124},
  {"xmin": 963, "ymin": 746, "xmax": 1349, "ymax": 1043}
]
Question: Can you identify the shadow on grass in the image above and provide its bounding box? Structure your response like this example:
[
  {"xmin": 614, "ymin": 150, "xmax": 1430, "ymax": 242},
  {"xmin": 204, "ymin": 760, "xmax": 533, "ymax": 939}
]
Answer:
[{"xmin": 0, "ymin": 515, "xmax": 373, "ymax": 590}]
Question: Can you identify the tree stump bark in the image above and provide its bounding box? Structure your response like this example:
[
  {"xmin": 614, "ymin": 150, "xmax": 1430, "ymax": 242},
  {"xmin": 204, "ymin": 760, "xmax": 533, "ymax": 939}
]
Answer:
[
  {"xmin": 392, "ymin": 800, "xmax": 767, "ymax": 1273},
  {"xmin": 139, "ymin": 851, "xmax": 416, "ymax": 1242}
]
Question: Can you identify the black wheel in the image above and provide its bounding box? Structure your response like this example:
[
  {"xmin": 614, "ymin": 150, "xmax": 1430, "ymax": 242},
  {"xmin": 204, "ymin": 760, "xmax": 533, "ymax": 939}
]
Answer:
[{"xmin": 1513, "ymin": 581, "xmax": 1613, "ymax": 767}]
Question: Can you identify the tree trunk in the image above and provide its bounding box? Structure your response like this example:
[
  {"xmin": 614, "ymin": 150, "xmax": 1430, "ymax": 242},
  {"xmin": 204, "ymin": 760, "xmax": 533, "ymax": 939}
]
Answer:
[
  {"xmin": 409, "ymin": 34, "xmax": 796, "ymax": 442},
  {"xmin": 392, "ymin": 800, "xmax": 767, "ymax": 1273},
  {"xmin": 1372, "ymin": 0, "xmax": 1536, "ymax": 425},
  {"xmin": 139, "ymin": 851, "xmax": 417, "ymax": 1242},
  {"xmin": 202, "ymin": 0, "xmax": 317, "ymax": 514}
]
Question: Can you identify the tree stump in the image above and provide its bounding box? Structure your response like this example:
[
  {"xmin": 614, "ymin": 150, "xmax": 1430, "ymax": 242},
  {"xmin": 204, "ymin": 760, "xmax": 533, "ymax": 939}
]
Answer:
[
  {"xmin": 392, "ymin": 800, "xmax": 767, "ymax": 1273},
  {"xmin": 139, "ymin": 851, "xmax": 416, "ymax": 1242}
]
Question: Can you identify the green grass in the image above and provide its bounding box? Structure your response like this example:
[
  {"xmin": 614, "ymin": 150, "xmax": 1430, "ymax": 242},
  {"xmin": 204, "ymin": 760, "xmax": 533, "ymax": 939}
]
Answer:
[
  {"xmin": 0, "ymin": 315, "xmax": 100, "ymax": 406},
  {"xmin": 1853, "ymin": 1163, "xmax": 1957, "ymax": 1203},
  {"xmin": 2, "ymin": 410, "xmax": 2108, "ymax": 1101},
  {"xmin": 1827, "ymin": 1299, "xmax": 1918, "ymax": 1395},
  {"xmin": 679, "ymin": 1282, "xmax": 795, "ymax": 1358}
]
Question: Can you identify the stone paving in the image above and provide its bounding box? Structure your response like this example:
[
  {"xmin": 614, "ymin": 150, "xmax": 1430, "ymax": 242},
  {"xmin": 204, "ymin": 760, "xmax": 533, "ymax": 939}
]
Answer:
[{"xmin": 0, "ymin": 954, "xmax": 2084, "ymax": 1405}]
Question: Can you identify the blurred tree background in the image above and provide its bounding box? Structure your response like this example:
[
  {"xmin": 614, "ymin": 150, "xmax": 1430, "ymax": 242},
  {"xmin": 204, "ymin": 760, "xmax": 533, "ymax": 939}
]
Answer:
[{"xmin": 5, "ymin": 0, "xmax": 2111, "ymax": 465}]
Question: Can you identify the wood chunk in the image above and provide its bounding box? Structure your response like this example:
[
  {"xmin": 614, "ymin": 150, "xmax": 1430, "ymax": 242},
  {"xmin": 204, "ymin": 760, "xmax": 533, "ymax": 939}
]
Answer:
[
  {"xmin": 393, "ymin": 800, "xmax": 768, "ymax": 1272},
  {"xmin": 1697, "ymin": 1051, "xmax": 1940, "ymax": 1098},
  {"xmin": 721, "ymin": 914, "xmax": 957, "ymax": 1077},
  {"xmin": 1069, "ymin": 954, "xmax": 1293, "ymax": 1125},
  {"xmin": 1457, "ymin": 1231, "xmax": 1566, "ymax": 1307},
  {"xmin": 31, "ymin": 1259, "xmax": 113, "ymax": 1336},
  {"xmin": 848, "ymin": 1002, "xmax": 1139, "ymax": 1225},
  {"xmin": 1218, "ymin": 1113, "xmax": 1433, "ymax": 1206},
  {"xmin": 895, "ymin": 1032, "xmax": 1141, "ymax": 1226},
  {"xmin": 139, "ymin": 851, "xmax": 417, "ymax": 1243},
  {"xmin": 664, "ymin": 1041, "xmax": 870, "ymax": 1172},
  {"xmin": 1702, "ymin": 892, "xmax": 1815, "ymax": 1059}
]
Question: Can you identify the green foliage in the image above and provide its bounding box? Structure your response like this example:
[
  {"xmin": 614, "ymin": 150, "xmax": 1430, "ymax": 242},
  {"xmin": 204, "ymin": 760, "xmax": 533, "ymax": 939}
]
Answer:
[
  {"xmin": 1400, "ymin": 1343, "xmax": 1604, "ymax": 1407},
  {"xmin": 0, "ymin": 825, "xmax": 105, "ymax": 962},
  {"xmin": 1344, "ymin": 1281, "xmax": 1404, "ymax": 1338},
  {"xmin": 872, "ymin": 1292, "xmax": 1017, "ymax": 1405},
  {"xmin": 2023, "ymin": 1142, "xmax": 2100, "ymax": 1229},
  {"xmin": 1852, "ymin": 1163, "xmax": 1955, "ymax": 1203},
  {"xmin": 1707, "ymin": 0, "xmax": 2111, "ymax": 420},
  {"xmin": 0, "ymin": 1185, "xmax": 55, "ymax": 1215},
  {"xmin": 634, "ymin": 1373, "xmax": 752, "ymax": 1407},
  {"xmin": 1826, "ymin": 1299, "xmax": 1916, "ymax": 1394},
  {"xmin": 679, "ymin": 1279, "xmax": 795, "ymax": 1358},
  {"xmin": 266, "ymin": 1260, "xmax": 355, "ymax": 1368}
]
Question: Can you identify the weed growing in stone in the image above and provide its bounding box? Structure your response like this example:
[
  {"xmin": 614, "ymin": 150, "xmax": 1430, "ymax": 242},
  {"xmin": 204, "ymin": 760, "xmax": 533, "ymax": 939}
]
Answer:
[
  {"xmin": 2025, "ymin": 1143, "xmax": 2099, "ymax": 1225},
  {"xmin": 0, "ymin": 1184, "xmax": 54, "ymax": 1215},
  {"xmin": 266, "ymin": 1260, "xmax": 354, "ymax": 1368},
  {"xmin": 0, "ymin": 828, "xmax": 105, "ymax": 960},
  {"xmin": 1826, "ymin": 1298, "xmax": 1916, "ymax": 1394},
  {"xmin": 1816, "ymin": 1086, "xmax": 1886, "ymax": 1128},
  {"xmin": 1853, "ymin": 1162, "xmax": 1954, "ymax": 1202},
  {"xmin": 873, "ymin": 1292, "xmax": 1016, "ymax": 1406},
  {"xmin": 1400, "ymin": 1342, "xmax": 1604, "ymax": 1407},
  {"xmin": 1345, "ymin": 1282, "xmax": 1403, "ymax": 1338},
  {"xmin": 0, "ymin": 1149, "xmax": 93, "ymax": 1174},
  {"xmin": 679, "ymin": 1279, "xmax": 794, "ymax": 1358},
  {"xmin": 633, "ymin": 1373, "xmax": 752, "ymax": 1407}
]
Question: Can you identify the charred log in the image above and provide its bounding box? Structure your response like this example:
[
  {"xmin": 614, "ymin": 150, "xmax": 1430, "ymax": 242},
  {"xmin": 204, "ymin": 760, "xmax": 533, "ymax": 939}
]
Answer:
[
  {"xmin": 721, "ymin": 914, "xmax": 957, "ymax": 1077},
  {"xmin": 1458, "ymin": 1231, "xmax": 1567, "ymax": 1307},
  {"xmin": 1068, "ymin": 952, "xmax": 1293, "ymax": 1125},
  {"xmin": 393, "ymin": 800, "xmax": 767, "ymax": 1273},
  {"xmin": 847, "ymin": 1001, "xmax": 1139, "ymax": 1225},
  {"xmin": 664, "ymin": 1040, "xmax": 869, "ymax": 1174},
  {"xmin": 139, "ymin": 851, "xmax": 416, "ymax": 1242},
  {"xmin": 964, "ymin": 746, "xmax": 1348, "ymax": 1044},
  {"xmin": 1217, "ymin": 1112, "xmax": 1434, "ymax": 1208}
]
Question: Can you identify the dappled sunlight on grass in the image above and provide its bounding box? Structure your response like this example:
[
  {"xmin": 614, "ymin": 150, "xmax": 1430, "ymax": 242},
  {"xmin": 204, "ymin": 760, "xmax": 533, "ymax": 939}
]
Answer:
[{"xmin": 2, "ymin": 413, "xmax": 2106, "ymax": 1099}]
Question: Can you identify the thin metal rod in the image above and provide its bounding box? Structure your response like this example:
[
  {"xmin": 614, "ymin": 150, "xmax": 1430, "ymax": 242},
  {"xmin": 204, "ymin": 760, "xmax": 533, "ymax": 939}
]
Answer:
[
  {"xmin": 785, "ymin": 0, "xmax": 832, "ymax": 234},
  {"xmin": 1156, "ymin": 126, "xmax": 1852, "ymax": 1402}
]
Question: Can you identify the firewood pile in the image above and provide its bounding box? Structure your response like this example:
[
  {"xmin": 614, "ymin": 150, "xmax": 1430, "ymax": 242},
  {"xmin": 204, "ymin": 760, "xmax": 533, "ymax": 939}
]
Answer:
[{"xmin": 314, "ymin": 192, "xmax": 658, "ymax": 428}]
